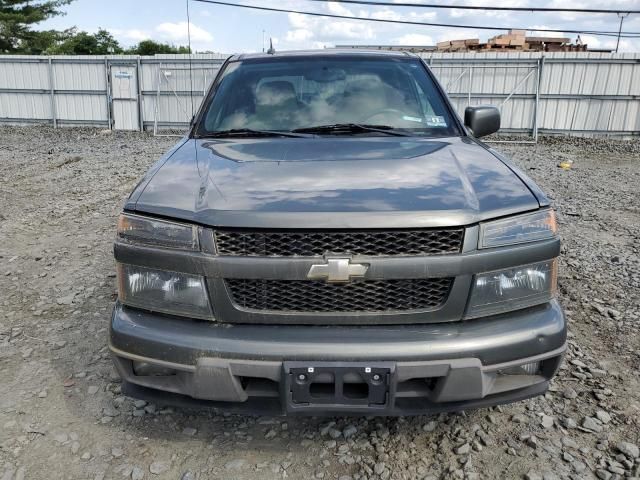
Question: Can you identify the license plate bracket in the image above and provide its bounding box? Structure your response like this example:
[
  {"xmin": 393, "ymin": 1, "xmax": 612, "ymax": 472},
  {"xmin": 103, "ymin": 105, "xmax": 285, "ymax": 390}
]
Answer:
[{"xmin": 284, "ymin": 362, "xmax": 394, "ymax": 412}]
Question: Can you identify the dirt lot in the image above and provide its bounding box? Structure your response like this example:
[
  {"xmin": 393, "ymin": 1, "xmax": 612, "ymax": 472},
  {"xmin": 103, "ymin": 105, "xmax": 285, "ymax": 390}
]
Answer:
[{"xmin": 0, "ymin": 126, "xmax": 639, "ymax": 480}]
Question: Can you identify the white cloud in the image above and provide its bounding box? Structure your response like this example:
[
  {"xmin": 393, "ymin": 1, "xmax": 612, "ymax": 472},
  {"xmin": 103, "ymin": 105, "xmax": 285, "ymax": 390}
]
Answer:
[
  {"xmin": 289, "ymin": 12, "xmax": 310, "ymax": 30},
  {"xmin": 281, "ymin": 3, "xmax": 441, "ymax": 49},
  {"xmin": 155, "ymin": 21, "xmax": 213, "ymax": 44},
  {"xmin": 436, "ymin": 30, "xmax": 479, "ymax": 43},
  {"xmin": 526, "ymin": 25, "xmax": 568, "ymax": 38},
  {"xmin": 273, "ymin": 0, "xmax": 640, "ymax": 53},
  {"xmin": 576, "ymin": 34, "xmax": 600, "ymax": 49},
  {"xmin": 449, "ymin": 0, "xmax": 528, "ymax": 18},
  {"xmin": 591, "ymin": 37, "xmax": 640, "ymax": 53},
  {"xmin": 393, "ymin": 33, "xmax": 434, "ymax": 45},
  {"xmin": 283, "ymin": 10, "xmax": 375, "ymax": 48},
  {"xmin": 109, "ymin": 28, "xmax": 150, "ymax": 42},
  {"xmin": 548, "ymin": 0, "xmax": 638, "ymax": 21},
  {"xmin": 109, "ymin": 21, "xmax": 215, "ymax": 51},
  {"xmin": 370, "ymin": 8, "xmax": 405, "ymax": 21},
  {"xmin": 327, "ymin": 21, "xmax": 374, "ymax": 39},
  {"xmin": 326, "ymin": 1, "xmax": 354, "ymax": 16},
  {"xmin": 407, "ymin": 11, "xmax": 438, "ymax": 21},
  {"xmin": 286, "ymin": 29, "xmax": 314, "ymax": 42}
]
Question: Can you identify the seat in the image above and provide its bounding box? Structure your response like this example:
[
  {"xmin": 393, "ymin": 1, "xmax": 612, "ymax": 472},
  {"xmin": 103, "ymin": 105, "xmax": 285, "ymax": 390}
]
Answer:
[
  {"xmin": 252, "ymin": 81, "xmax": 301, "ymax": 129},
  {"xmin": 338, "ymin": 76, "xmax": 419, "ymax": 124}
]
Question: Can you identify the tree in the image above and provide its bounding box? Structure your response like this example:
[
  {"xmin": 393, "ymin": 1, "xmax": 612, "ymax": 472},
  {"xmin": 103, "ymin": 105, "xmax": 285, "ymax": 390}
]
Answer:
[
  {"xmin": 128, "ymin": 39, "xmax": 191, "ymax": 56},
  {"xmin": 0, "ymin": 0, "xmax": 73, "ymax": 53},
  {"xmin": 0, "ymin": 1, "xmax": 191, "ymax": 56},
  {"xmin": 18, "ymin": 28, "xmax": 67, "ymax": 54},
  {"xmin": 46, "ymin": 28, "xmax": 123, "ymax": 55}
]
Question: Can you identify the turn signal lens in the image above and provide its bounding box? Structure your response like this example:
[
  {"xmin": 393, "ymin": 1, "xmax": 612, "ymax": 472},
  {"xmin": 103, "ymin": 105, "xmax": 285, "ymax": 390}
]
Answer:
[
  {"xmin": 480, "ymin": 209, "xmax": 557, "ymax": 249},
  {"xmin": 117, "ymin": 213, "xmax": 198, "ymax": 250}
]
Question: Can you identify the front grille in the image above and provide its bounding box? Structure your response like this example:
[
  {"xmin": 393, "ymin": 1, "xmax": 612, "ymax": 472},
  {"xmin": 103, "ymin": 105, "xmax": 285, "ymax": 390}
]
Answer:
[
  {"xmin": 225, "ymin": 278, "xmax": 453, "ymax": 313},
  {"xmin": 214, "ymin": 229, "xmax": 464, "ymax": 257}
]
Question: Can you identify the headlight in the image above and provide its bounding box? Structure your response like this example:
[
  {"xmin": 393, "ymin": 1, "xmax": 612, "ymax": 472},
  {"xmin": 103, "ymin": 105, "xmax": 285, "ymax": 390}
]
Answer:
[
  {"xmin": 117, "ymin": 213, "xmax": 199, "ymax": 250},
  {"xmin": 117, "ymin": 263, "xmax": 214, "ymax": 320},
  {"xmin": 479, "ymin": 209, "xmax": 557, "ymax": 249},
  {"xmin": 465, "ymin": 259, "xmax": 557, "ymax": 319}
]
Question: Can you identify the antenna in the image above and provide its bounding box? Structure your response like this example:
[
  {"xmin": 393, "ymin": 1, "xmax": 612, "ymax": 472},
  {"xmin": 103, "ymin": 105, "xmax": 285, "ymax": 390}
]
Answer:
[
  {"xmin": 616, "ymin": 12, "xmax": 630, "ymax": 52},
  {"xmin": 267, "ymin": 37, "xmax": 275, "ymax": 54},
  {"xmin": 186, "ymin": 0, "xmax": 195, "ymax": 119}
]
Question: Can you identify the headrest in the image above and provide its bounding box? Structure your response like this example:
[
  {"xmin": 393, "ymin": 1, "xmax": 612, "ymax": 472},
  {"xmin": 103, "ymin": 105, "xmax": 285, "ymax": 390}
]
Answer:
[
  {"xmin": 344, "ymin": 76, "xmax": 385, "ymax": 95},
  {"xmin": 256, "ymin": 81, "xmax": 297, "ymax": 106}
]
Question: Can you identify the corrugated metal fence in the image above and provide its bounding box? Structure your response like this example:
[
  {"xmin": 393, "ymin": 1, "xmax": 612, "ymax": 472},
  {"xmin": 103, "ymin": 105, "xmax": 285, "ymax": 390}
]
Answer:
[
  {"xmin": 425, "ymin": 52, "xmax": 640, "ymax": 139},
  {"xmin": 0, "ymin": 52, "xmax": 638, "ymax": 138}
]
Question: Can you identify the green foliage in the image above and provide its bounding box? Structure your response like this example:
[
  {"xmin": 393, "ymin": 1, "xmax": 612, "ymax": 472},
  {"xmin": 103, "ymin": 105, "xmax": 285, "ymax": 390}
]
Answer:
[
  {"xmin": 46, "ymin": 28, "xmax": 124, "ymax": 55},
  {"xmin": 0, "ymin": 0, "xmax": 193, "ymax": 55},
  {"xmin": 15, "ymin": 28, "xmax": 65, "ymax": 54},
  {"xmin": 0, "ymin": 0, "xmax": 72, "ymax": 53},
  {"xmin": 127, "ymin": 39, "xmax": 191, "ymax": 55}
]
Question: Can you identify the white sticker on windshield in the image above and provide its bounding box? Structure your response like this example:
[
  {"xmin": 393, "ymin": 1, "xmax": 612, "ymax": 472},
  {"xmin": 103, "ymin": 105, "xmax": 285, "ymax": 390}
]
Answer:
[
  {"xmin": 402, "ymin": 115, "xmax": 423, "ymax": 123},
  {"xmin": 425, "ymin": 116, "xmax": 447, "ymax": 127}
]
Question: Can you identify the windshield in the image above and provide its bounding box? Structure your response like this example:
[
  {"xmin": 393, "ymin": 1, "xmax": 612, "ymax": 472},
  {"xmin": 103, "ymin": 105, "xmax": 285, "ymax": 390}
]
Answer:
[{"xmin": 197, "ymin": 56, "xmax": 460, "ymax": 137}]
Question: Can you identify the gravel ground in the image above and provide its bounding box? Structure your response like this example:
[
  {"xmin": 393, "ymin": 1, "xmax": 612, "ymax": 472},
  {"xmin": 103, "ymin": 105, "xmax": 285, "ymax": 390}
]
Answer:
[{"xmin": 0, "ymin": 126, "xmax": 639, "ymax": 480}]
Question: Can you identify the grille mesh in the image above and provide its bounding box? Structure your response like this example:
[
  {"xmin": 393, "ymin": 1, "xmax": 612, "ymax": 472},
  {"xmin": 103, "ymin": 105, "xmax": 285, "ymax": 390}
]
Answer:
[
  {"xmin": 215, "ymin": 229, "xmax": 464, "ymax": 257},
  {"xmin": 225, "ymin": 278, "xmax": 453, "ymax": 313}
]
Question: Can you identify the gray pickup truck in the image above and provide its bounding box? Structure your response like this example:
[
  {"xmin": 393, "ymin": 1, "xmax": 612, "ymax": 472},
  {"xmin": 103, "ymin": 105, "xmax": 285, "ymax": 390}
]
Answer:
[{"xmin": 110, "ymin": 50, "xmax": 565, "ymax": 415}]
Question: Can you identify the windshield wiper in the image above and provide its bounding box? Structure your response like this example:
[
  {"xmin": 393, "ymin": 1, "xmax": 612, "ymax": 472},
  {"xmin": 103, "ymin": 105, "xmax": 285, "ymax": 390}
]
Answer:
[
  {"xmin": 203, "ymin": 128, "xmax": 310, "ymax": 138},
  {"xmin": 291, "ymin": 123, "xmax": 412, "ymax": 136}
]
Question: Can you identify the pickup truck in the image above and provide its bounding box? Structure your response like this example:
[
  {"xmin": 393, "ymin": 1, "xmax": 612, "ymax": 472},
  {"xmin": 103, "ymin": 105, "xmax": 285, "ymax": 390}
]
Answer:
[{"xmin": 110, "ymin": 50, "xmax": 566, "ymax": 415}]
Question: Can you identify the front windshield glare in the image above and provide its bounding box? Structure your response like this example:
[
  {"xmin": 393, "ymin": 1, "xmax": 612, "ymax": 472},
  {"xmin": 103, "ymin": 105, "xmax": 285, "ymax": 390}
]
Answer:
[{"xmin": 198, "ymin": 57, "xmax": 459, "ymax": 137}]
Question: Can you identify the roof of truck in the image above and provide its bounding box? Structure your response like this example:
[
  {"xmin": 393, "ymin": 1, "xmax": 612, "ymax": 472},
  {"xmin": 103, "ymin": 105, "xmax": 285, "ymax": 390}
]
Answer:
[{"xmin": 231, "ymin": 49, "xmax": 417, "ymax": 61}]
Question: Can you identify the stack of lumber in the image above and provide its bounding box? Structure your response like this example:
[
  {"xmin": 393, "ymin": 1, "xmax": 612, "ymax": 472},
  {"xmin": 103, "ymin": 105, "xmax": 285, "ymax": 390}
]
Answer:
[
  {"xmin": 436, "ymin": 29, "xmax": 589, "ymax": 52},
  {"xmin": 436, "ymin": 38, "xmax": 479, "ymax": 52}
]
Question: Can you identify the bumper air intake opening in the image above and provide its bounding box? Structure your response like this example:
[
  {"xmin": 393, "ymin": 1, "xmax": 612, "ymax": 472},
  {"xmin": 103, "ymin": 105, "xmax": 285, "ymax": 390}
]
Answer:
[
  {"xmin": 132, "ymin": 361, "xmax": 177, "ymax": 377},
  {"xmin": 396, "ymin": 377, "xmax": 441, "ymax": 399},
  {"xmin": 238, "ymin": 377, "xmax": 280, "ymax": 398}
]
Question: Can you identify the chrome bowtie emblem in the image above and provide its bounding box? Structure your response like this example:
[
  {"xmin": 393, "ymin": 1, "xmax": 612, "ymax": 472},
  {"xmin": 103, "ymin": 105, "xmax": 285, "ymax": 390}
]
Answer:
[{"xmin": 307, "ymin": 258, "xmax": 369, "ymax": 283}]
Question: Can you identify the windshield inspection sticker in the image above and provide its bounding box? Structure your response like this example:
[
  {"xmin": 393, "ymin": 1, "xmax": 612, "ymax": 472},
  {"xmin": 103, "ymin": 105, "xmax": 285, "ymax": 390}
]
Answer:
[
  {"xmin": 402, "ymin": 115, "xmax": 423, "ymax": 123},
  {"xmin": 425, "ymin": 116, "xmax": 447, "ymax": 127}
]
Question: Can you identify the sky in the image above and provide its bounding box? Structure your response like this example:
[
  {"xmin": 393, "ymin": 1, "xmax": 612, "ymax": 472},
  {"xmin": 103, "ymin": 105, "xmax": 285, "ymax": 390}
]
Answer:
[{"xmin": 38, "ymin": 0, "xmax": 640, "ymax": 53}]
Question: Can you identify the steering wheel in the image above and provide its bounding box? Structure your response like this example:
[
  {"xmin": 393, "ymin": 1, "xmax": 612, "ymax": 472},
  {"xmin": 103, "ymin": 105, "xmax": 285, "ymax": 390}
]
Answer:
[{"xmin": 361, "ymin": 108, "xmax": 406, "ymax": 123}]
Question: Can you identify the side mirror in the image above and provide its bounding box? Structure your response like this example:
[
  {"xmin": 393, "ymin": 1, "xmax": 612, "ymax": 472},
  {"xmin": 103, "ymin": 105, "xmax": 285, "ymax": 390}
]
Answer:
[{"xmin": 464, "ymin": 106, "xmax": 500, "ymax": 138}]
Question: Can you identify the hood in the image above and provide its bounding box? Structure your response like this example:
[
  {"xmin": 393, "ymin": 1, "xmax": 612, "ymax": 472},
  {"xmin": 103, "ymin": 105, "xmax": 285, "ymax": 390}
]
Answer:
[{"xmin": 130, "ymin": 137, "xmax": 540, "ymax": 228}]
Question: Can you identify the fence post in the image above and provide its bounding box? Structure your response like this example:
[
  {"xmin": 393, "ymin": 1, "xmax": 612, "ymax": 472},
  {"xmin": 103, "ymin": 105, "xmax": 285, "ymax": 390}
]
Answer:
[
  {"xmin": 153, "ymin": 63, "xmax": 162, "ymax": 136},
  {"xmin": 468, "ymin": 66, "xmax": 473, "ymax": 107},
  {"xmin": 533, "ymin": 55, "xmax": 545, "ymax": 142},
  {"xmin": 47, "ymin": 57, "xmax": 57, "ymax": 128},
  {"xmin": 105, "ymin": 58, "xmax": 112, "ymax": 130},
  {"xmin": 136, "ymin": 57, "xmax": 143, "ymax": 132}
]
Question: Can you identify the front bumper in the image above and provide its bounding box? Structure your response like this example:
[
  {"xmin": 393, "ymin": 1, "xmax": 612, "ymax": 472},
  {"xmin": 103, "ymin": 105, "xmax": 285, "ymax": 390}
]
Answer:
[{"xmin": 110, "ymin": 299, "xmax": 566, "ymax": 416}]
